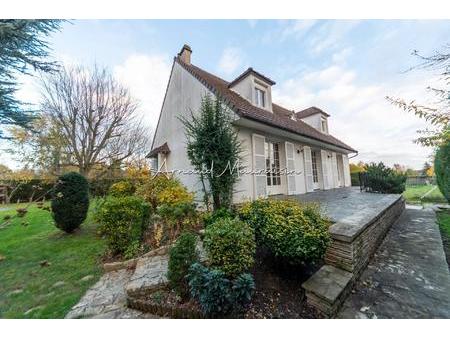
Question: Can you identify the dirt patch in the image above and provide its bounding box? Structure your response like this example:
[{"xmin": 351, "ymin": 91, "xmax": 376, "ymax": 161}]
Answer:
[{"xmin": 244, "ymin": 248, "xmax": 324, "ymax": 319}]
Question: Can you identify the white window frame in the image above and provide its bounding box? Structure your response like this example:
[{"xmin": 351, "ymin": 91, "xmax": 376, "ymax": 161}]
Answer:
[
  {"xmin": 321, "ymin": 117, "xmax": 328, "ymax": 133},
  {"xmin": 255, "ymin": 87, "xmax": 266, "ymax": 108}
]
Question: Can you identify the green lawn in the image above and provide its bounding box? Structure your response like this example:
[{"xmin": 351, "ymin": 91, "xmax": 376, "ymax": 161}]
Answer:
[
  {"xmin": 0, "ymin": 202, "xmax": 106, "ymax": 318},
  {"xmin": 437, "ymin": 210, "xmax": 450, "ymax": 240},
  {"xmin": 402, "ymin": 185, "xmax": 447, "ymax": 204}
]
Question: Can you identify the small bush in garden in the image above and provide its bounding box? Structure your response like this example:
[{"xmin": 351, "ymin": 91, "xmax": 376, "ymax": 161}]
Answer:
[
  {"xmin": 435, "ymin": 140, "xmax": 450, "ymax": 203},
  {"xmin": 51, "ymin": 172, "xmax": 89, "ymax": 233},
  {"xmin": 168, "ymin": 231, "xmax": 199, "ymax": 299},
  {"xmin": 238, "ymin": 199, "xmax": 330, "ymax": 265},
  {"xmin": 203, "ymin": 207, "xmax": 235, "ymax": 227},
  {"xmin": 187, "ymin": 263, "xmax": 255, "ymax": 316},
  {"xmin": 108, "ymin": 180, "xmax": 136, "ymax": 197},
  {"xmin": 94, "ymin": 196, "xmax": 150, "ymax": 256},
  {"xmin": 157, "ymin": 202, "xmax": 200, "ymax": 242},
  {"xmin": 135, "ymin": 175, "xmax": 192, "ymax": 210},
  {"xmin": 364, "ymin": 162, "xmax": 407, "ymax": 194},
  {"xmin": 204, "ymin": 217, "xmax": 255, "ymax": 277}
]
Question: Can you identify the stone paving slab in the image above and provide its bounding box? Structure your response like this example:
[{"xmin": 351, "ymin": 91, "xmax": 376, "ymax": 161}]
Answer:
[
  {"xmin": 338, "ymin": 206, "xmax": 450, "ymax": 319},
  {"xmin": 65, "ymin": 269, "xmax": 157, "ymax": 319}
]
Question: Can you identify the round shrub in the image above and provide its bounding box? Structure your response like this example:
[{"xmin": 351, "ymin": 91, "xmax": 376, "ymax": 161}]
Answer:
[
  {"xmin": 167, "ymin": 231, "xmax": 199, "ymax": 299},
  {"xmin": 435, "ymin": 140, "xmax": 450, "ymax": 203},
  {"xmin": 203, "ymin": 207, "xmax": 235, "ymax": 227},
  {"xmin": 94, "ymin": 196, "xmax": 150, "ymax": 257},
  {"xmin": 51, "ymin": 172, "xmax": 89, "ymax": 233},
  {"xmin": 204, "ymin": 217, "xmax": 255, "ymax": 277},
  {"xmin": 239, "ymin": 199, "xmax": 330, "ymax": 265},
  {"xmin": 108, "ymin": 180, "xmax": 136, "ymax": 197}
]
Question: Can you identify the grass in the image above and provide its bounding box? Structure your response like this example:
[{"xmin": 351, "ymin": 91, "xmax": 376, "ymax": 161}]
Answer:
[
  {"xmin": 402, "ymin": 185, "xmax": 447, "ymax": 204},
  {"xmin": 437, "ymin": 210, "xmax": 450, "ymax": 267},
  {"xmin": 0, "ymin": 201, "xmax": 106, "ymax": 318}
]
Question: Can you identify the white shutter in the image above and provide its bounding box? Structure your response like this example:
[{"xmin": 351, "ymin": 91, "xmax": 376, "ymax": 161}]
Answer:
[
  {"xmin": 285, "ymin": 142, "xmax": 296, "ymax": 195},
  {"xmin": 303, "ymin": 146, "xmax": 314, "ymax": 192},
  {"xmin": 321, "ymin": 150, "xmax": 331, "ymax": 190},
  {"xmin": 252, "ymin": 134, "xmax": 267, "ymax": 198},
  {"xmin": 331, "ymin": 152, "xmax": 338, "ymax": 188},
  {"xmin": 342, "ymin": 154, "xmax": 351, "ymax": 187}
]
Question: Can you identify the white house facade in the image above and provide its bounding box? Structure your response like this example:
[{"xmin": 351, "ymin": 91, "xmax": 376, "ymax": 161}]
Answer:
[{"xmin": 148, "ymin": 45, "xmax": 357, "ymax": 203}]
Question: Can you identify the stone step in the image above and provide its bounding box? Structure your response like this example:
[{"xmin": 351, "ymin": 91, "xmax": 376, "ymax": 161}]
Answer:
[
  {"xmin": 302, "ymin": 264, "xmax": 353, "ymax": 318},
  {"xmin": 125, "ymin": 254, "xmax": 169, "ymax": 297}
]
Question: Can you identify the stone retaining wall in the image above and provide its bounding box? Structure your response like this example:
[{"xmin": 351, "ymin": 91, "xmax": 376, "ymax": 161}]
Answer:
[
  {"xmin": 303, "ymin": 195, "xmax": 405, "ymax": 317},
  {"xmin": 325, "ymin": 196, "xmax": 405, "ymax": 274}
]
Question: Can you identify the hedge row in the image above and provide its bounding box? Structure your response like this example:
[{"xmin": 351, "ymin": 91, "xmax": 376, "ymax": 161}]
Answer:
[{"xmin": 0, "ymin": 178, "xmax": 124, "ymax": 203}]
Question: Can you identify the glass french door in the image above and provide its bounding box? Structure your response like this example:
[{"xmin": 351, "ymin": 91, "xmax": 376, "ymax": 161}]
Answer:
[
  {"xmin": 311, "ymin": 151, "xmax": 320, "ymax": 190},
  {"xmin": 265, "ymin": 141, "xmax": 282, "ymax": 194}
]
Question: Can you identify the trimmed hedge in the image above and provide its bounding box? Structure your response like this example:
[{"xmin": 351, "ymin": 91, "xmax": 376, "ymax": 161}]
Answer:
[
  {"xmin": 51, "ymin": 172, "xmax": 90, "ymax": 233},
  {"xmin": 239, "ymin": 199, "xmax": 330, "ymax": 265},
  {"xmin": 94, "ymin": 196, "xmax": 150, "ymax": 257},
  {"xmin": 364, "ymin": 162, "xmax": 407, "ymax": 194},
  {"xmin": 435, "ymin": 140, "xmax": 450, "ymax": 203},
  {"xmin": 204, "ymin": 217, "xmax": 255, "ymax": 277}
]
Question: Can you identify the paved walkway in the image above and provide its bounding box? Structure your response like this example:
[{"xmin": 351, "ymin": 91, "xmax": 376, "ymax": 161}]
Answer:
[{"xmin": 338, "ymin": 206, "xmax": 450, "ymax": 318}]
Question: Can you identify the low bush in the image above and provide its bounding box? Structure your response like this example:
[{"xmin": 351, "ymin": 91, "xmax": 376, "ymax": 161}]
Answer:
[
  {"xmin": 135, "ymin": 175, "xmax": 193, "ymax": 210},
  {"xmin": 364, "ymin": 162, "xmax": 407, "ymax": 194},
  {"xmin": 51, "ymin": 172, "xmax": 89, "ymax": 233},
  {"xmin": 157, "ymin": 202, "xmax": 200, "ymax": 241},
  {"xmin": 435, "ymin": 140, "xmax": 450, "ymax": 203},
  {"xmin": 187, "ymin": 263, "xmax": 255, "ymax": 316},
  {"xmin": 108, "ymin": 180, "xmax": 136, "ymax": 197},
  {"xmin": 238, "ymin": 199, "xmax": 330, "ymax": 265},
  {"xmin": 204, "ymin": 217, "xmax": 255, "ymax": 277},
  {"xmin": 350, "ymin": 172, "xmax": 360, "ymax": 186},
  {"xmin": 94, "ymin": 196, "xmax": 150, "ymax": 257},
  {"xmin": 167, "ymin": 231, "xmax": 199, "ymax": 299}
]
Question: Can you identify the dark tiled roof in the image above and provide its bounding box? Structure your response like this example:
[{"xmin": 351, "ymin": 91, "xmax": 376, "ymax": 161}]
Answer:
[
  {"xmin": 175, "ymin": 57, "xmax": 357, "ymax": 153},
  {"xmin": 147, "ymin": 142, "xmax": 170, "ymax": 158},
  {"xmin": 228, "ymin": 67, "xmax": 276, "ymax": 88},
  {"xmin": 296, "ymin": 106, "xmax": 330, "ymax": 118}
]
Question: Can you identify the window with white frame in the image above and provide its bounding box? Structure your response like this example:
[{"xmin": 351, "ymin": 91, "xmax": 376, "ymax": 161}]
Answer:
[
  {"xmin": 321, "ymin": 117, "xmax": 328, "ymax": 133},
  {"xmin": 255, "ymin": 87, "xmax": 266, "ymax": 108}
]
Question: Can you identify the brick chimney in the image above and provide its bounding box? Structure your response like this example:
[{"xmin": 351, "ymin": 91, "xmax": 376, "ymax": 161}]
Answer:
[{"xmin": 178, "ymin": 44, "xmax": 192, "ymax": 64}]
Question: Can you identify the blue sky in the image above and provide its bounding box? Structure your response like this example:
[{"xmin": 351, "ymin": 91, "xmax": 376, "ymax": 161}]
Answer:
[{"xmin": 5, "ymin": 20, "xmax": 450, "ymax": 169}]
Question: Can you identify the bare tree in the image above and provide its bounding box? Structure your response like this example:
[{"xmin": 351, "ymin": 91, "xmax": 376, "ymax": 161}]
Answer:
[{"xmin": 39, "ymin": 64, "xmax": 150, "ymax": 176}]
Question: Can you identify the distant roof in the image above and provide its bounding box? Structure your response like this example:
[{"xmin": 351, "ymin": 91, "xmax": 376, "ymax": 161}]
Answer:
[
  {"xmin": 228, "ymin": 67, "xmax": 276, "ymax": 88},
  {"xmin": 296, "ymin": 106, "xmax": 330, "ymax": 119},
  {"xmin": 159, "ymin": 57, "xmax": 356, "ymax": 153},
  {"xmin": 147, "ymin": 142, "xmax": 170, "ymax": 158}
]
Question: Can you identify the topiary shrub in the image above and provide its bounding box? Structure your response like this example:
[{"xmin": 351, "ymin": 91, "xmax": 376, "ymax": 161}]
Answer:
[
  {"xmin": 51, "ymin": 172, "xmax": 89, "ymax": 233},
  {"xmin": 204, "ymin": 217, "xmax": 255, "ymax": 277},
  {"xmin": 364, "ymin": 162, "xmax": 407, "ymax": 194},
  {"xmin": 94, "ymin": 196, "xmax": 150, "ymax": 257},
  {"xmin": 108, "ymin": 180, "xmax": 136, "ymax": 197},
  {"xmin": 187, "ymin": 263, "xmax": 254, "ymax": 316},
  {"xmin": 238, "ymin": 199, "xmax": 330, "ymax": 265},
  {"xmin": 435, "ymin": 140, "xmax": 450, "ymax": 203},
  {"xmin": 167, "ymin": 231, "xmax": 199, "ymax": 299}
]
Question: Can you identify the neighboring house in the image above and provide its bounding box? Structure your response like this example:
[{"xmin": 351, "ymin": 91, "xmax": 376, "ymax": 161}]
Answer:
[{"xmin": 148, "ymin": 45, "xmax": 357, "ymax": 203}]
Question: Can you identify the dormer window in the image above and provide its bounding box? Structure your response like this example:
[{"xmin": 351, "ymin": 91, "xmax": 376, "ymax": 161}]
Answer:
[
  {"xmin": 255, "ymin": 87, "xmax": 266, "ymax": 108},
  {"xmin": 321, "ymin": 117, "xmax": 328, "ymax": 133}
]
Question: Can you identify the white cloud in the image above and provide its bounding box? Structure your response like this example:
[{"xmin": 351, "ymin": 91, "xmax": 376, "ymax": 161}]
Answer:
[
  {"xmin": 272, "ymin": 65, "xmax": 436, "ymax": 169},
  {"xmin": 114, "ymin": 53, "xmax": 172, "ymax": 131},
  {"xmin": 308, "ymin": 21, "xmax": 360, "ymax": 54},
  {"xmin": 281, "ymin": 20, "xmax": 317, "ymax": 41},
  {"xmin": 217, "ymin": 47, "xmax": 245, "ymax": 77},
  {"xmin": 332, "ymin": 47, "xmax": 353, "ymax": 64}
]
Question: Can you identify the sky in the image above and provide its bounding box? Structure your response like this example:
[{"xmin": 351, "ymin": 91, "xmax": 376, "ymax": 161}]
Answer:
[{"xmin": 2, "ymin": 19, "xmax": 450, "ymax": 170}]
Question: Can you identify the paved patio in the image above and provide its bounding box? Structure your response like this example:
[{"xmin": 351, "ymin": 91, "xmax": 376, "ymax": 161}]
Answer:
[
  {"xmin": 281, "ymin": 187, "xmax": 400, "ymax": 223},
  {"xmin": 338, "ymin": 206, "xmax": 450, "ymax": 318}
]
